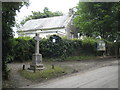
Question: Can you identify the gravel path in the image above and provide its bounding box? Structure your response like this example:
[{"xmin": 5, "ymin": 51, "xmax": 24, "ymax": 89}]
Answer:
[
  {"xmin": 3, "ymin": 56, "xmax": 118, "ymax": 88},
  {"xmin": 6, "ymin": 62, "xmax": 35, "ymax": 88}
]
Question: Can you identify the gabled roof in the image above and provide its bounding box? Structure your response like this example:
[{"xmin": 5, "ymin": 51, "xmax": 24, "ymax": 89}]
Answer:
[{"xmin": 20, "ymin": 15, "xmax": 70, "ymax": 31}]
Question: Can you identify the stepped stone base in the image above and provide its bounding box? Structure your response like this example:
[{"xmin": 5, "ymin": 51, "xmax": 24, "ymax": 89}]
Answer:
[
  {"xmin": 28, "ymin": 64, "xmax": 45, "ymax": 70},
  {"xmin": 28, "ymin": 53, "xmax": 45, "ymax": 70}
]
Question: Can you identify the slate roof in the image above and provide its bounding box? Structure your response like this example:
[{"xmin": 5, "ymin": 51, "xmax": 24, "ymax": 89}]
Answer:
[{"xmin": 20, "ymin": 15, "xmax": 70, "ymax": 31}]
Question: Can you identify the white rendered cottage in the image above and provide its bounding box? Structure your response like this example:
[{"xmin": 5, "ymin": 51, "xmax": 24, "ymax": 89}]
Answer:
[{"xmin": 17, "ymin": 10, "xmax": 77, "ymax": 38}]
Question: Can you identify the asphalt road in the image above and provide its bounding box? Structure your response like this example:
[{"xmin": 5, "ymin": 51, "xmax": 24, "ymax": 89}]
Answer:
[{"xmin": 25, "ymin": 61, "xmax": 119, "ymax": 88}]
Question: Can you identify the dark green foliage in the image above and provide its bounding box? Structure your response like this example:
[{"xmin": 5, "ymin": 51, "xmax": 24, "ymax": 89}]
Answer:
[
  {"xmin": 10, "ymin": 37, "xmax": 35, "ymax": 62},
  {"xmin": 40, "ymin": 35, "xmax": 65, "ymax": 58},
  {"xmin": 74, "ymin": 2, "xmax": 120, "ymax": 41},
  {"xmin": 7, "ymin": 35, "xmax": 116, "ymax": 62},
  {"xmin": 2, "ymin": 2, "xmax": 23, "ymax": 64},
  {"xmin": 81, "ymin": 37, "xmax": 98, "ymax": 55},
  {"xmin": 2, "ymin": 2, "xmax": 29, "ymax": 79},
  {"xmin": 105, "ymin": 41, "xmax": 116, "ymax": 55}
]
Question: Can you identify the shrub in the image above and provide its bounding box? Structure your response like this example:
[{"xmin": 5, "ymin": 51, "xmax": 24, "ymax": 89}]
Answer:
[
  {"xmin": 7, "ymin": 35, "xmax": 116, "ymax": 62},
  {"xmin": 81, "ymin": 37, "xmax": 98, "ymax": 55},
  {"xmin": 106, "ymin": 41, "xmax": 116, "ymax": 55},
  {"xmin": 8, "ymin": 37, "xmax": 35, "ymax": 62}
]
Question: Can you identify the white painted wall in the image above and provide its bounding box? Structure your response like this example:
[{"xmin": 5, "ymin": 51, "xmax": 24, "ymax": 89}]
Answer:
[{"xmin": 18, "ymin": 28, "xmax": 66, "ymax": 38}]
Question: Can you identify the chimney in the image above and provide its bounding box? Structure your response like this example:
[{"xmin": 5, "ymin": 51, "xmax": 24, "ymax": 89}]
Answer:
[{"xmin": 69, "ymin": 8, "xmax": 74, "ymax": 16}]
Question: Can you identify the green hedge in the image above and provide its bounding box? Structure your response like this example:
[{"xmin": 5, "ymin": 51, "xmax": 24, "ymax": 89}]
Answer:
[
  {"xmin": 7, "ymin": 37, "xmax": 35, "ymax": 62},
  {"xmin": 6, "ymin": 35, "xmax": 116, "ymax": 62}
]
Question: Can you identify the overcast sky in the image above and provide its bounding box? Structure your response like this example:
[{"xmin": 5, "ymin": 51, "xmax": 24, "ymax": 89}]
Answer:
[{"xmin": 15, "ymin": 0, "xmax": 79, "ymax": 23}]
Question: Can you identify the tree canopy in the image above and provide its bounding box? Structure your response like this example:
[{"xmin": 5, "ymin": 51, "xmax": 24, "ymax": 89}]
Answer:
[
  {"xmin": 2, "ymin": 2, "xmax": 29, "ymax": 79},
  {"xmin": 20, "ymin": 7, "xmax": 63, "ymax": 25},
  {"xmin": 74, "ymin": 2, "xmax": 120, "ymax": 41}
]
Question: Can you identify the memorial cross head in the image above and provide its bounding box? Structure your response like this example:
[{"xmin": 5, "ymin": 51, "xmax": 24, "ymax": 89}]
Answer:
[{"xmin": 34, "ymin": 33, "xmax": 41, "ymax": 41}]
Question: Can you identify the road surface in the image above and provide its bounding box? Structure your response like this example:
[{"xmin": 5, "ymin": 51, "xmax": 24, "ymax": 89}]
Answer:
[{"xmin": 24, "ymin": 61, "xmax": 119, "ymax": 88}]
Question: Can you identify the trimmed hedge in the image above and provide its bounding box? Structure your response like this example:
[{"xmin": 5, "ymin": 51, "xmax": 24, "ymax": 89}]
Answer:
[{"xmin": 7, "ymin": 35, "xmax": 116, "ymax": 62}]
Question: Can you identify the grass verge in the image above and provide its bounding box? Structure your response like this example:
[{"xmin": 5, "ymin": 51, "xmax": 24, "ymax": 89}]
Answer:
[
  {"xmin": 19, "ymin": 66, "xmax": 66, "ymax": 82},
  {"xmin": 64, "ymin": 55, "xmax": 96, "ymax": 61},
  {"xmin": 43, "ymin": 55, "xmax": 97, "ymax": 61}
]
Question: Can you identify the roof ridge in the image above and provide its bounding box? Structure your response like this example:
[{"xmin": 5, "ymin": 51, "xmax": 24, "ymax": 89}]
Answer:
[
  {"xmin": 20, "ymin": 15, "xmax": 70, "ymax": 31},
  {"xmin": 28, "ymin": 15, "xmax": 68, "ymax": 22}
]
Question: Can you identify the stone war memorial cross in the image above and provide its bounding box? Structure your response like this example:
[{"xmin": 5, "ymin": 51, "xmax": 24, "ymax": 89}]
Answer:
[
  {"xmin": 29, "ymin": 33, "xmax": 44, "ymax": 71},
  {"xmin": 35, "ymin": 33, "xmax": 40, "ymax": 54}
]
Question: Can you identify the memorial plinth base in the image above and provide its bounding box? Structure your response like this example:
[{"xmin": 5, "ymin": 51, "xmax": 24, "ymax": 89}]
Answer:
[
  {"xmin": 29, "ymin": 64, "xmax": 45, "ymax": 70},
  {"xmin": 28, "ymin": 53, "xmax": 45, "ymax": 70}
]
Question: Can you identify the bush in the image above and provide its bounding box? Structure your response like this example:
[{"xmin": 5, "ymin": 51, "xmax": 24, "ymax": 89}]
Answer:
[
  {"xmin": 81, "ymin": 37, "xmax": 98, "ymax": 55},
  {"xmin": 7, "ymin": 35, "xmax": 116, "ymax": 62},
  {"xmin": 8, "ymin": 37, "xmax": 35, "ymax": 62},
  {"xmin": 105, "ymin": 41, "xmax": 116, "ymax": 56}
]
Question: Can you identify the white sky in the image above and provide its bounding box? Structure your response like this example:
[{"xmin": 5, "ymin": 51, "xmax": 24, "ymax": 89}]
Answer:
[
  {"xmin": 14, "ymin": 0, "xmax": 79, "ymax": 37},
  {"xmin": 15, "ymin": 0, "xmax": 80, "ymax": 23}
]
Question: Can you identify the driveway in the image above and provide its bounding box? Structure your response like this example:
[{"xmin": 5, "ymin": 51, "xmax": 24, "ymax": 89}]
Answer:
[{"xmin": 4, "ymin": 57, "xmax": 119, "ymax": 88}]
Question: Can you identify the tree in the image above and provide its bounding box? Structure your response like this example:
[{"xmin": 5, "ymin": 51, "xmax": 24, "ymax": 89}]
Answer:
[
  {"xmin": 74, "ymin": 2, "xmax": 120, "ymax": 41},
  {"xmin": 2, "ymin": 2, "xmax": 29, "ymax": 79},
  {"xmin": 20, "ymin": 7, "xmax": 63, "ymax": 25}
]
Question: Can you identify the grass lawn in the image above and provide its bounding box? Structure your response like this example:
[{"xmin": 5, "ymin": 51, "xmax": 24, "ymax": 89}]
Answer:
[{"xmin": 19, "ymin": 66, "xmax": 66, "ymax": 82}]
